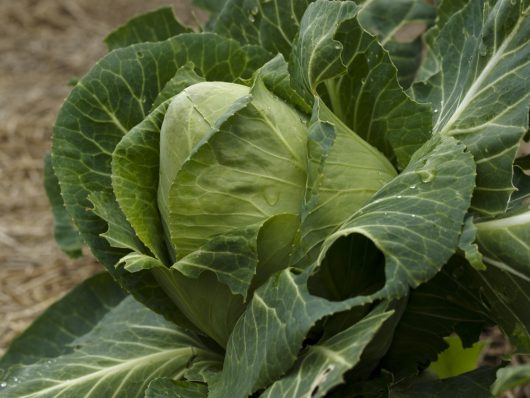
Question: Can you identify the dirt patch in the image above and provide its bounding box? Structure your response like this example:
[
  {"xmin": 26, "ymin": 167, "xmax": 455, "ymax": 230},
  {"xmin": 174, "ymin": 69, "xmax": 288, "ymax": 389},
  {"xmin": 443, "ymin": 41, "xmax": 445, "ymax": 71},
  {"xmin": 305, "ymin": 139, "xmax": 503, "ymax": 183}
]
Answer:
[{"xmin": 0, "ymin": 0, "xmax": 203, "ymax": 355}]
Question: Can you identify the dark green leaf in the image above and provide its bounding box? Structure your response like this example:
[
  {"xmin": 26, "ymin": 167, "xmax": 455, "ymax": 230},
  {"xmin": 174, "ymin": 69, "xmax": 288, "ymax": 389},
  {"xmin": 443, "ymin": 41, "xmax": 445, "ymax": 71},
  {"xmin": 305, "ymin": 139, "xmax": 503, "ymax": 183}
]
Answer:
[
  {"xmin": 145, "ymin": 379, "xmax": 208, "ymax": 398},
  {"xmin": 0, "ymin": 273, "xmax": 125, "ymax": 372},
  {"xmin": 0, "ymin": 297, "xmax": 220, "ymax": 398},
  {"xmin": 474, "ymin": 265, "xmax": 530, "ymax": 353},
  {"xmin": 258, "ymin": 54, "xmax": 312, "ymax": 114},
  {"xmin": 260, "ymin": 304, "xmax": 394, "ymax": 398},
  {"xmin": 43, "ymin": 153, "xmax": 83, "ymax": 258},
  {"xmin": 213, "ymin": 0, "xmax": 312, "ymax": 57},
  {"xmin": 412, "ymin": 0, "xmax": 530, "ymax": 215},
  {"xmin": 209, "ymin": 269, "xmax": 356, "ymax": 398},
  {"xmin": 290, "ymin": 0, "xmax": 432, "ymax": 168},
  {"xmin": 391, "ymin": 366, "xmax": 499, "ymax": 398},
  {"xmin": 382, "ymin": 257, "xmax": 490, "ymax": 377},
  {"xmin": 151, "ymin": 62, "xmax": 205, "ymax": 110},
  {"xmin": 357, "ymin": 0, "xmax": 436, "ymax": 87},
  {"xmin": 104, "ymin": 7, "xmax": 190, "ymax": 51}
]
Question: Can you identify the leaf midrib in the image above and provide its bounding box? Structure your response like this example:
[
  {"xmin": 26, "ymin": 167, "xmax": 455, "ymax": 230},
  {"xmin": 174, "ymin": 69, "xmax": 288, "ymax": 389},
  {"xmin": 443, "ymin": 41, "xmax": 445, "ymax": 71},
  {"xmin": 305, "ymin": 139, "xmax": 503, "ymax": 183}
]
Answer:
[
  {"xmin": 439, "ymin": 4, "xmax": 528, "ymax": 134},
  {"xmin": 18, "ymin": 347, "xmax": 197, "ymax": 398}
]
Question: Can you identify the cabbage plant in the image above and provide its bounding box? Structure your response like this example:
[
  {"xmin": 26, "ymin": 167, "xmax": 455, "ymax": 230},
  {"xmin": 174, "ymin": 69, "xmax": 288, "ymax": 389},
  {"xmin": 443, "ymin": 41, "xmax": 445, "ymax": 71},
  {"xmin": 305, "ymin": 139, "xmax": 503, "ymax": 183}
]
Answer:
[{"xmin": 1, "ymin": 0, "xmax": 530, "ymax": 397}]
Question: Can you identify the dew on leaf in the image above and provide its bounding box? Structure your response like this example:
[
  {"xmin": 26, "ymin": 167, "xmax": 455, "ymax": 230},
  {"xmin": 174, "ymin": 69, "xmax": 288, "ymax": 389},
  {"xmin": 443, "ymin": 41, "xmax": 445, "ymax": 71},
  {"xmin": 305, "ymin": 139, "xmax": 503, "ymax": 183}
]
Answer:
[
  {"xmin": 0, "ymin": 382, "xmax": 7, "ymax": 388},
  {"xmin": 416, "ymin": 169, "xmax": 436, "ymax": 183}
]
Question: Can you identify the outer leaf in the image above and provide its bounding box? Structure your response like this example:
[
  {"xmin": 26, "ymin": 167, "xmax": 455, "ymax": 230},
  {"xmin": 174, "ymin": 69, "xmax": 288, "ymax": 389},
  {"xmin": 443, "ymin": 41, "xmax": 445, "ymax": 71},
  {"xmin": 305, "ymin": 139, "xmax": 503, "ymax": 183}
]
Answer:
[
  {"xmin": 318, "ymin": 135, "xmax": 476, "ymax": 304},
  {"xmin": 475, "ymin": 209, "xmax": 530, "ymax": 281},
  {"xmin": 415, "ymin": 0, "xmax": 467, "ymax": 82},
  {"xmin": 491, "ymin": 363, "xmax": 530, "ymax": 395},
  {"xmin": 213, "ymin": 0, "xmax": 312, "ymax": 57},
  {"xmin": 208, "ymin": 269, "xmax": 354, "ymax": 398},
  {"xmin": 391, "ymin": 366, "xmax": 500, "ymax": 398},
  {"xmin": 357, "ymin": 0, "xmax": 436, "ymax": 87},
  {"xmin": 145, "ymin": 379, "xmax": 207, "ymax": 398},
  {"xmin": 0, "ymin": 273, "xmax": 125, "ymax": 372},
  {"xmin": 472, "ymin": 265, "xmax": 530, "ymax": 353},
  {"xmin": 0, "ymin": 297, "xmax": 221, "ymax": 398},
  {"xmin": 53, "ymin": 33, "xmax": 268, "ymax": 316},
  {"xmin": 104, "ymin": 7, "xmax": 190, "ymax": 51},
  {"xmin": 412, "ymin": 0, "xmax": 530, "ymax": 214},
  {"xmin": 151, "ymin": 62, "xmax": 205, "ymax": 110},
  {"xmin": 260, "ymin": 305, "xmax": 394, "ymax": 398},
  {"xmin": 382, "ymin": 257, "xmax": 490, "ymax": 377},
  {"xmin": 290, "ymin": 0, "xmax": 432, "ymax": 168},
  {"xmin": 468, "ymin": 209, "xmax": 530, "ymax": 352},
  {"xmin": 43, "ymin": 153, "xmax": 83, "ymax": 258}
]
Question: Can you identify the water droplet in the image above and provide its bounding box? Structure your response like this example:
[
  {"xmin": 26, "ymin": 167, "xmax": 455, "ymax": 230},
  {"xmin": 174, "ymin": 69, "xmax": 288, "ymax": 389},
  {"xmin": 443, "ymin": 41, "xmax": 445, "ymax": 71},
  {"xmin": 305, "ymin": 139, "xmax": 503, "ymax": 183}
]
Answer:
[
  {"xmin": 249, "ymin": 14, "xmax": 255, "ymax": 22},
  {"xmin": 361, "ymin": 78, "xmax": 366, "ymax": 84},
  {"xmin": 12, "ymin": 378, "xmax": 18, "ymax": 382},
  {"xmin": 411, "ymin": 214, "xmax": 417, "ymax": 218},
  {"xmin": 416, "ymin": 169, "xmax": 436, "ymax": 183},
  {"xmin": 334, "ymin": 43, "xmax": 341, "ymax": 50},
  {"xmin": 409, "ymin": 184, "xmax": 417, "ymax": 189},
  {"xmin": 263, "ymin": 188, "xmax": 280, "ymax": 206},
  {"xmin": 141, "ymin": 96, "xmax": 147, "ymax": 103},
  {"xmin": 433, "ymin": 108, "xmax": 438, "ymax": 113},
  {"xmin": 136, "ymin": 51, "xmax": 144, "ymax": 59},
  {"xmin": 250, "ymin": 5, "xmax": 259, "ymax": 15},
  {"xmin": 0, "ymin": 382, "xmax": 7, "ymax": 388}
]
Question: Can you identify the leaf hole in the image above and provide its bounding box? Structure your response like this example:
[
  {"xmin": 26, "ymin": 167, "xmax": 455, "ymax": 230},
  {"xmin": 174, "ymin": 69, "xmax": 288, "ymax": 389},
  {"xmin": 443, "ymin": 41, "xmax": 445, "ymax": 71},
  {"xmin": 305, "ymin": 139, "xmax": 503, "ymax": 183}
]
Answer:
[{"xmin": 308, "ymin": 233, "xmax": 386, "ymax": 301}]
